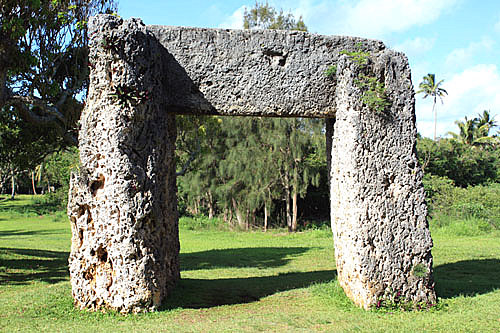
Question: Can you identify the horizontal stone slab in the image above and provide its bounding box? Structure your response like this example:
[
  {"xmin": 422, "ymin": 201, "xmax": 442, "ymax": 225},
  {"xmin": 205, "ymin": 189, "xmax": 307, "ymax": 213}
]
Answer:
[{"xmin": 150, "ymin": 25, "xmax": 390, "ymax": 118}]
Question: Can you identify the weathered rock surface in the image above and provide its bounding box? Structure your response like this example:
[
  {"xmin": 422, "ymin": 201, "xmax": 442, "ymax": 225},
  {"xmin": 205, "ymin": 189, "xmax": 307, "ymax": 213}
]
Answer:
[
  {"xmin": 68, "ymin": 16, "xmax": 179, "ymax": 313},
  {"xmin": 68, "ymin": 14, "xmax": 435, "ymax": 313},
  {"xmin": 150, "ymin": 25, "xmax": 384, "ymax": 117},
  {"xmin": 329, "ymin": 55, "xmax": 435, "ymax": 309}
]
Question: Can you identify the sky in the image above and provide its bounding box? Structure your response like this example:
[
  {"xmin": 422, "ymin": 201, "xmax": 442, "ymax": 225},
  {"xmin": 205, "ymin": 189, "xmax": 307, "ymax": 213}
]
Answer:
[{"xmin": 118, "ymin": 0, "xmax": 500, "ymax": 138}]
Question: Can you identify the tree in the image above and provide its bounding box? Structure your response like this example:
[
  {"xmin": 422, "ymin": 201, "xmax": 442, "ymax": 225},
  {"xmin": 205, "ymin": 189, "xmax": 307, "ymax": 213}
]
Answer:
[
  {"xmin": 417, "ymin": 136, "xmax": 498, "ymax": 187},
  {"xmin": 1, "ymin": 0, "xmax": 116, "ymax": 198},
  {"xmin": 448, "ymin": 111, "xmax": 498, "ymax": 147},
  {"xmin": 243, "ymin": 1, "xmax": 316, "ymax": 232},
  {"xmin": 0, "ymin": 0, "xmax": 117, "ymax": 147},
  {"xmin": 417, "ymin": 74, "xmax": 448, "ymax": 140},
  {"xmin": 476, "ymin": 110, "xmax": 498, "ymax": 137},
  {"xmin": 244, "ymin": 1, "xmax": 307, "ymax": 31},
  {"xmin": 177, "ymin": 2, "xmax": 321, "ymax": 231},
  {"xmin": 0, "ymin": 103, "xmax": 63, "ymax": 198}
]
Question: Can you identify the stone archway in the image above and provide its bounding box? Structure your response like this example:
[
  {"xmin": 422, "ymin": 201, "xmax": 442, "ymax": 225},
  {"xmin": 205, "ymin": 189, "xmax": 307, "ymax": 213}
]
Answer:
[{"xmin": 68, "ymin": 15, "xmax": 435, "ymax": 313}]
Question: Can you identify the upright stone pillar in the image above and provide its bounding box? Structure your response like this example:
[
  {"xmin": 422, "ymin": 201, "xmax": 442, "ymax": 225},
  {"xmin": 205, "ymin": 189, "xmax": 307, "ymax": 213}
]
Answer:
[
  {"xmin": 329, "ymin": 54, "xmax": 436, "ymax": 309},
  {"xmin": 68, "ymin": 16, "xmax": 179, "ymax": 313}
]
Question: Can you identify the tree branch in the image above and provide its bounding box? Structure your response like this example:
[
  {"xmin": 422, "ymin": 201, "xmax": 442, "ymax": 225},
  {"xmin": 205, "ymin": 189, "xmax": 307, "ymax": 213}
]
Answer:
[
  {"xmin": 176, "ymin": 137, "xmax": 201, "ymax": 177},
  {"xmin": 7, "ymin": 95, "xmax": 66, "ymax": 123}
]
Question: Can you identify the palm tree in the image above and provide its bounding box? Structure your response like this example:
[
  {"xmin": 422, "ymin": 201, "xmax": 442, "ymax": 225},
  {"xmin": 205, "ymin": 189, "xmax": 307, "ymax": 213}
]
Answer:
[
  {"xmin": 447, "ymin": 116, "xmax": 478, "ymax": 145},
  {"xmin": 417, "ymin": 74, "xmax": 448, "ymax": 140},
  {"xmin": 448, "ymin": 113, "xmax": 497, "ymax": 147},
  {"xmin": 476, "ymin": 110, "xmax": 497, "ymax": 137}
]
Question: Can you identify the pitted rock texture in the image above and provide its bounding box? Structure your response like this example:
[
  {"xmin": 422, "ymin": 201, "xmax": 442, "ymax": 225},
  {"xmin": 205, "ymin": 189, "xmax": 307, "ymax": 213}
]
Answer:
[
  {"xmin": 150, "ymin": 25, "xmax": 385, "ymax": 117},
  {"xmin": 329, "ymin": 55, "xmax": 435, "ymax": 309},
  {"xmin": 69, "ymin": 14, "xmax": 435, "ymax": 312},
  {"xmin": 68, "ymin": 16, "xmax": 179, "ymax": 313}
]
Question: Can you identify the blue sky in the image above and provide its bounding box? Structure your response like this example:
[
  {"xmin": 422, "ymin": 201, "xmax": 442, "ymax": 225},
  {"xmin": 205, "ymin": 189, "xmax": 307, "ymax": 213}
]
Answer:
[{"xmin": 118, "ymin": 0, "xmax": 500, "ymax": 138}]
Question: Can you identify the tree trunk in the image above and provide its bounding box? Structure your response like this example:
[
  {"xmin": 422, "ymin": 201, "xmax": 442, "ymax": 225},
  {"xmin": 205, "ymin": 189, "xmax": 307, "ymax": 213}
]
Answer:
[
  {"xmin": 291, "ymin": 190, "xmax": 298, "ymax": 232},
  {"xmin": 207, "ymin": 190, "xmax": 214, "ymax": 219},
  {"xmin": 232, "ymin": 197, "xmax": 246, "ymax": 229},
  {"xmin": 31, "ymin": 171, "xmax": 37, "ymax": 195},
  {"xmin": 433, "ymin": 100, "xmax": 437, "ymax": 141},
  {"xmin": 10, "ymin": 171, "xmax": 15, "ymax": 200},
  {"xmin": 264, "ymin": 202, "xmax": 268, "ymax": 231},
  {"xmin": 246, "ymin": 209, "xmax": 250, "ymax": 230},
  {"xmin": 193, "ymin": 198, "xmax": 199, "ymax": 215},
  {"xmin": 285, "ymin": 177, "xmax": 291, "ymax": 231}
]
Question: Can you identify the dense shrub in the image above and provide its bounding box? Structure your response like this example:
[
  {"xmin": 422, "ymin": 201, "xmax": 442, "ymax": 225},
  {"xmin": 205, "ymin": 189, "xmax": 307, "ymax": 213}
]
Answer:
[
  {"xmin": 417, "ymin": 138, "xmax": 499, "ymax": 187},
  {"xmin": 179, "ymin": 216, "xmax": 229, "ymax": 231},
  {"xmin": 424, "ymin": 180, "xmax": 500, "ymax": 234},
  {"xmin": 32, "ymin": 184, "xmax": 70, "ymax": 213}
]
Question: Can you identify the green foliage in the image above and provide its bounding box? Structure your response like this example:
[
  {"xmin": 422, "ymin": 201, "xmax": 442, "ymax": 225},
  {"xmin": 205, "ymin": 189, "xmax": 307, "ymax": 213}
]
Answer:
[
  {"xmin": 109, "ymin": 84, "xmax": 150, "ymax": 106},
  {"xmin": 418, "ymin": 137, "xmax": 499, "ymax": 187},
  {"xmin": 0, "ymin": 105, "xmax": 63, "ymax": 178},
  {"xmin": 179, "ymin": 216, "xmax": 229, "ymax": 231},
  {"xmin": 339, "ymin": 46, "xmax": 370, "ymax": 67},
  {"xmin": 324, "ymin": 65, "xmax": 337, "ymax": 78},
  {"xmin": 448, "ymin": 111, "xmax": 499, "ymax": 146},
  {"xmin": 412, "ymin": 263, "xmax": 429, "ymax": 278},
  {"xmin": 243, "ymin": 1, "xmax": 307, "ymax": 31},
  {"xmin": 0, "ymin": 0, "xmax": 117, "ymax": 148},
  {"xmin": 429, "ymin": 182, "xmax": 500, "ymax": 231},
  {"xmin": 417, "ymin": 73, "xmax": 448, "ymax": 103},
  {"xmin": 356, "ymin": 74, "xmax": 391, "ymax": 113},
  {"xmin": 43, "ymin": 147, "xmax": 79, "ymax": 188},
  {"xmin": 178, "ymin": 116, "xmax": 325, "ymax": 231},
  {"xmin": 422, "ymin": 174, "xmax": 455, "ymax": 202},
  {"xmin": 340, "ymin": 45, "xmax": 390, "ymax": 113}
]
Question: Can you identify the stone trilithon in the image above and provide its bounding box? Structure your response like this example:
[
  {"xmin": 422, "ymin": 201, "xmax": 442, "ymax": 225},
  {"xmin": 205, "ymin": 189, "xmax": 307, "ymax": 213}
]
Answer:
[{"xmin": 68, "ymin": 15, "xmax": 435, "ymax": 313}]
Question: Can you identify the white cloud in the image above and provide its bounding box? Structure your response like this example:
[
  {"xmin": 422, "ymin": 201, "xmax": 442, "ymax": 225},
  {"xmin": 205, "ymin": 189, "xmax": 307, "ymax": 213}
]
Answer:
[
  {"xmin": 495, "ymin": 13, "xmax": 500, "ymax": 33},
  {"xmin": 220, "ymin": 0, "xmax": 458, "ymax": 37},
  {"xmin": 416, "ymin": 64, "xmax": 500, "ymax": 138},
  {"xmin": 444, "ymin": 37, "xmax": 494, "ymax": 69},
  {"xmin": 394, "ymin": 37, "xmax": 436, "ymax": 58},
  {"xmin": 336, "ymin": 0, "xmax": 458, "ymax": 38},
  {"xmin": 218, "ymin": 5, "xmax": 246, "ymax": 29}
]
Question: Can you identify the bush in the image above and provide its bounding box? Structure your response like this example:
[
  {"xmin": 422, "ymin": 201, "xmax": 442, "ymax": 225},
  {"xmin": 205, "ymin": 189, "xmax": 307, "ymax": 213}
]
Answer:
[
  {"xmin": 32, "ymin": 184, "xmax": 69, "ymax": 214},
  {"xmin": 417, "ymin": 138, "xmax": 498, "ymax": 187},
  {"xmin": 179, "ymin": 215, "xmax": 228, "ymax": 231},
  {"xmin": 422, "ymin": 174, "xmax": 455, "ymax": 205},
  {"xmin": 427, "ymin": 182, "xmax": 500, "ymax": 234}
]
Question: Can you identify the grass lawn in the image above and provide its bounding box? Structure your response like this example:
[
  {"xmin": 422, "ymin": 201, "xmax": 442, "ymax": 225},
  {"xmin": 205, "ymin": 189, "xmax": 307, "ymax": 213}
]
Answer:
[{"xmin": 0, "ymin": 195, "xmax": 499, "ymax": 332}]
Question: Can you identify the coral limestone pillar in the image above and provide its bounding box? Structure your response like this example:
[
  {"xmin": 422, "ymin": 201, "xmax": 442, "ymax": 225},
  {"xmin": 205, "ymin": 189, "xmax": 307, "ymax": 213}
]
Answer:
[
  {"xmin": 329, "ymin": 55, "xmax": 436, "ymax": 309},
  {"xmin": 67, "ymin": 16, "xmax": 179, "ymax": 313}
]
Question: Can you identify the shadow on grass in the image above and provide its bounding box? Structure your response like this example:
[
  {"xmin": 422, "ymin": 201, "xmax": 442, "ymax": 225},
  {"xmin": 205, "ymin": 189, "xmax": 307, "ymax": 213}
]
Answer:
[
  {"xmin": 0, "ymin": 197, "xmax": 60, "ymax": 215},
  {"xmin": 161, "ymin": 270, "xmax": 336, "ymax": 310},
  {"xmin": 0, "ymin": 229, "xmax": 63, "ymax": 238},
  {"xmin": 434, "ymin": 259, "xmax": 500, "ymax": 298},
  {"xmin": 0, "ymin": 247, "xmax": 69, "ymax": 285},
  {"xmin": 181, "ymin": 247, "xmax": 311, "ymax": 271}
]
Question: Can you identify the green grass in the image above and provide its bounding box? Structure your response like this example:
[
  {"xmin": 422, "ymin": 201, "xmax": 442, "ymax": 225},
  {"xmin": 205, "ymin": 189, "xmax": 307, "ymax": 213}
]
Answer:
[{"xmin": 1, "ymin": 195, "xmax": 500, "ymax": 332}]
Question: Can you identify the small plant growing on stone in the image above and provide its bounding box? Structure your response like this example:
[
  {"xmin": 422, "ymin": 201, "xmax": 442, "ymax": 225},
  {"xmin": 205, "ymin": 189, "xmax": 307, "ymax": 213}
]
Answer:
[
  {"xmin": 339, "ymin": 44, "xmax": 370, "ymax": 68},
  {"xmin": 324, "ymin": 65, "xmax": 337, "ymax": 78},
  {"xmin": 110, "ymin": 84, "xmax": 150, "ymax": 106},
  {"xmin": 101, "ymin": 36, "xmax": 120, "ymax": 53},
  {"xmin": 339, "ymin": 43, "xmax": 391, "ymax": 113},
  {"xmin": 356, "ymin": 74, "xmax": 391, "ymax": 113}
]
